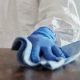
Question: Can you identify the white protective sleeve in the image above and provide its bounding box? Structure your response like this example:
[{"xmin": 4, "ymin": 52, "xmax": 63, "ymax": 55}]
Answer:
[
  {"xmin": 15, "ymin": 0, "xmax": 80, "ymax": 46},
  {"xmin": 35, "ymin": 0, "xmax": 80, "ymax": 46}
]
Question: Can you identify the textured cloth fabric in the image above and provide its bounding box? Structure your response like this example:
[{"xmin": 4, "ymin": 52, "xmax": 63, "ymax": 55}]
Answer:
[
  {"xmin": 12, "ymin": 26, "xmax": 68, "ymax": 64},
  {"xmin": 12, "ymin": 37, "xmax": 80, "ymax": 70}
]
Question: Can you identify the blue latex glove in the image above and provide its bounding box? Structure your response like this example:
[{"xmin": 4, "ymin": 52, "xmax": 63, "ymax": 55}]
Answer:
[{"xmin": 28, "ymin": 26, "xmax": 69, "ymax": 63}]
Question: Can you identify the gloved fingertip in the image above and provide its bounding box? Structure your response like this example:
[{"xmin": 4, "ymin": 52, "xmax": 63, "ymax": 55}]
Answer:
[
  {"xmin": 31, "ymin": 56, "xmax": 40, "ymax": 63},
  {"xmin": 44, "ymin": 55, "xmax": 60, "ymax": 62},
  {"xmin": 53, "ymin": 57, "xmax": 61, "ymax": 62}
]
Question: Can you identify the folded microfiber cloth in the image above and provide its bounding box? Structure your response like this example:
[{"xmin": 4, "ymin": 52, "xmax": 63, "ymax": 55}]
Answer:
[{"xmin": 12, "ymin": 37, "xmax": 80, "ymax": 70}]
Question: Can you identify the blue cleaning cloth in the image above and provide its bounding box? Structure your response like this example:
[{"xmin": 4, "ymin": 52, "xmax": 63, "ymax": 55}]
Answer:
[
  {"xmin": 11, "ymin": 26, "xmax": 80, "ymax": 70},
  {"xmin": 12, "ymin": 37, "xmax": 80, "ymax": 70},
  {"xmin": 12, "ymin": 26, "xmax": 68, "ymax": 67}
]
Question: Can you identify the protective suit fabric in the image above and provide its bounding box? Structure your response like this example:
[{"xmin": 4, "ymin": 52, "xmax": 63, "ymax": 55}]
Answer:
[
  {"xmin": 0, "ymin": 0, "xmax": 80, "ymax": 47},
  {"xmin": 16, "ymin": 0, "xmax": 80, "ymax": 46},
  {"xmin": 35, "ymin": 0, "xmax": 80, "ymax": 46}
]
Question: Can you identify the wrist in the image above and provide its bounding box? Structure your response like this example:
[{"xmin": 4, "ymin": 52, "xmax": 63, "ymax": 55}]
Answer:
[{"xmin": 31, "ymin": 26, "xmax": 56, "ymax": 41}]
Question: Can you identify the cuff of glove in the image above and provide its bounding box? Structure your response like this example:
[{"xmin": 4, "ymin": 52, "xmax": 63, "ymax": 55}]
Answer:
[{"xmin": 31, "ymin": 26, "xmax": 56, "ymax": 41}]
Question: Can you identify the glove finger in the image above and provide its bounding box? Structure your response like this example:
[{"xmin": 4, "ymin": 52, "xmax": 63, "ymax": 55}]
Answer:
[
  {"xmin": 52, "ymin": 45, "xmax": 66, "ymax": 58},
  {"xmin": 42, "ymin": 47, "xmax": 60, "ymax": 61},
  {"xmin": 31, "ymin": 45, "xmax": 40, "ymax": 63}
]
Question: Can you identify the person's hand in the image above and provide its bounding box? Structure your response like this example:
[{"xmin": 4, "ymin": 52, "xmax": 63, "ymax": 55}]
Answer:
[{"xmin": 28, "ymin": 26, "xmax": 69, "ymax": 63}]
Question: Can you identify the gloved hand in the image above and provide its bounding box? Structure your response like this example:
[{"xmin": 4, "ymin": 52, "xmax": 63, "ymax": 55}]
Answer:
[{"xmin": 28, "ymin": 26, "xmax": 69, "ymax": 63}]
